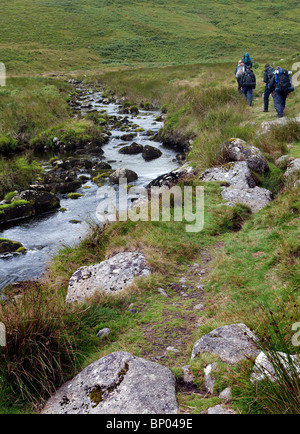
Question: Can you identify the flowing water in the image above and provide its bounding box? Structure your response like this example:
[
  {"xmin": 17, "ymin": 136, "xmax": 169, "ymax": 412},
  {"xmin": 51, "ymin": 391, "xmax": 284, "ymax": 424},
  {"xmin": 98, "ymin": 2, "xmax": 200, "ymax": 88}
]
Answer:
[{"xmin": 0, "ymin": 90, "xmax": 178, "ymax": 289}]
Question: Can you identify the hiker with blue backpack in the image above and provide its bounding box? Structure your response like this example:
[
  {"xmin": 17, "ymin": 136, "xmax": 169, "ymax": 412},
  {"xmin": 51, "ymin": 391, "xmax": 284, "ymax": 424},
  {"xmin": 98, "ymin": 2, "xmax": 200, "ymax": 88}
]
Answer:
[
  {"xmin": 268, "ymin": 67, "xmax": 294, "ymax": 118},
  {"xmin": 242, "ymin": 53, "xmax": 253, "ymax": 68},
  {"xmin": 241, "ymin": 66, "xmax": 256, "ymax": 106}
]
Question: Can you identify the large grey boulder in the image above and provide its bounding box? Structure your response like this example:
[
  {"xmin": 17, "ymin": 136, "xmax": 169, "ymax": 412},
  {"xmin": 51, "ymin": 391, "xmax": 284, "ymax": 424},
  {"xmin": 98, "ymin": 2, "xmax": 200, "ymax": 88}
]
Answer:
[
  {"xmin": 42, "ymin": 352, "xmax": 178, "ymax": 414},
  {"xmin": 221, "ymin": 186, "xmax": 273, "ymax": 213},
  {"xmin": 284, "ymin": 158, "xmax": 300, "ymax": 180},
  {"xmin": 191, "ymin": 324, "xmax": 259, "ymax": 365},
  {"xmin": 223, "ymin": 139, "xmax": 269, "ymax": 173},
  {"xmin": 66, "ymin": 252, "xmax": 151, "ymax": 303},
  {"xmin": 199, "ymin": 162, "xmax": 256, "ymax": 189},
  {"xmin": 109, "ymin": 168, "xmax": 138, "ymax": 184}
]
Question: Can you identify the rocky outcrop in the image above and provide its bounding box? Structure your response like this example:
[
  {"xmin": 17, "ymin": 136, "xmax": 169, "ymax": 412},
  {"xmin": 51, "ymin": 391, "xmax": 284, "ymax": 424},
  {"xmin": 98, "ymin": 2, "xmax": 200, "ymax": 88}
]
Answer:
[
  {"xmin": 191, "ymin": 324, "xmax": 259, "ymax": 365},
  {"xmin": 223, "ymin": 139, "xmax": 269, "ymax": 173},
  {"xmin": 109, "ymin": 168, "xmax": 138, "ymax": 184},
  {"xmin": 199, "ymin": 162, "xmax": 256, "ymax": 189},
  {"xmin": 199, "ymin": 144, "xmax": 273, "ymax": 213},
  {"xmin": 42, "ymin": 352, "xmax": 178, "ymax": 414},
  {"xmin": 142, "ymin": 145, "xmax": 162, "ymax": 161},
  {"xmin": 66, "ymin": 252, "xmax": 151, "ymax": 303},
  {"xmin": 221, "ymin": 186, "xmax": 273, "ymax": 213}
]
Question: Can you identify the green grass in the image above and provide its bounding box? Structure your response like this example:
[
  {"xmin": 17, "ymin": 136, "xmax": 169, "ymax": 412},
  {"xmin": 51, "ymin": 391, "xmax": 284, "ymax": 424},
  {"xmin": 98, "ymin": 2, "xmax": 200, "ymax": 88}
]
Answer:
[{"xmin": 1, "ymin": 0, "xmax": 300, "ymax": 74}]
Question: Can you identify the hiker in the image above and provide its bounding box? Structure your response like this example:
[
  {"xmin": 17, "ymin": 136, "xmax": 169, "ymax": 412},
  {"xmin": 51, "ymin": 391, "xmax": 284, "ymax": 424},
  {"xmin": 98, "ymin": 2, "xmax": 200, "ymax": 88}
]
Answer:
[
  {"xmin": 269, "ymin": 67, "xmax": 294, "ymax": 118},
  {"xmin": 241, "ymin": 66, "xmax": 256, "ymax": 106},
  {"xmin": 234, "ymin": 60, "xmax": 245, "ymax": 93},
  {"xmin": 263, "ymin": 63, "xmax": 275, "ymax": 112},
  {"xmin": 242, "ymin": 53, "xmax": 253, "ymax": 68}
]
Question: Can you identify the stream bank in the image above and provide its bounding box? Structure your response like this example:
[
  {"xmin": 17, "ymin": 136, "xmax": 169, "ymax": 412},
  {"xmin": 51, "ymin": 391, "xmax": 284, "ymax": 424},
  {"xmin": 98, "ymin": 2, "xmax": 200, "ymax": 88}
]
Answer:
[{"xmin": 0, "ymin": 83, "xmax": 180, "ymax": 290}]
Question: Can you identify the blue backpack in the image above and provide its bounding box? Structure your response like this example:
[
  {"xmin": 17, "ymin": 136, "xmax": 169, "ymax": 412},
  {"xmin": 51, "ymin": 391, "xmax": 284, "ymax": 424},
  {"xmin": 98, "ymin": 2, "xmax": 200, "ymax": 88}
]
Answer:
[{"xmin": 243, "ymin": 53, "xmax": 252, "ymax": 66}]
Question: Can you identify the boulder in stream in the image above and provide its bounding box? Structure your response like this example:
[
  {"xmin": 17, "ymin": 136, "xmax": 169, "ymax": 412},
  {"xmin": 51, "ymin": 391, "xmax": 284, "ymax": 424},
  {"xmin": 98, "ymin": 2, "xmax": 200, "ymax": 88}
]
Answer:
[
  {"xmin": 109, "ymin": 168, "xmax": 138, "ymax": 184},
  {"xmin": 142, "ymin": 145, "xmax": 163, "ymax": 161}
]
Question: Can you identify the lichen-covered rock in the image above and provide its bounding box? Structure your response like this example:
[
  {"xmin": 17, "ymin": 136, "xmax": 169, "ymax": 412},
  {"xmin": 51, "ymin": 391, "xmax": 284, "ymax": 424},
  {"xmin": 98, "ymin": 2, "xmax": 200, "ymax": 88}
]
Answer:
[
  {"xmin": 223, "ymin": 139, "xmax": 269, "ymax": 173},
  {"xmin": 199, "ymin": 161, "xmax": 256, "ymax": 189},
  {"xmin": 284, "ymin": 158, "xmax": 300, "ymax": 180},
  {"xmin": 191, "ymin": 324, "xmax": 259, "ymax": 365},
  {"xmin": 221, "ymin": 186, "xmax": 273, "ymax": 213},
  {"xmin": 42, "ymin": 352, "xmax": 178, "ymax": 414},
  {"xmin": 109, "ymin": 168, "xmax": 138, "ymax": 184},
  {"xmin": 66, "ymin": 252, "xmax": 151, "ymax": 303},
  {"xmin": 142, "ymin": 145, "xmax": 162, "ymax": 161}
]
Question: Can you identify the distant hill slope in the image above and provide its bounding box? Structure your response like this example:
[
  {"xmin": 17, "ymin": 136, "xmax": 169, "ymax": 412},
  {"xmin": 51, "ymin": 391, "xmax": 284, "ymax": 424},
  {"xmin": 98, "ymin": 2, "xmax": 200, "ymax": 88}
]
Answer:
[{"xmin": 1, "ymin": 0, "xmax": 300, "ymax": 73}]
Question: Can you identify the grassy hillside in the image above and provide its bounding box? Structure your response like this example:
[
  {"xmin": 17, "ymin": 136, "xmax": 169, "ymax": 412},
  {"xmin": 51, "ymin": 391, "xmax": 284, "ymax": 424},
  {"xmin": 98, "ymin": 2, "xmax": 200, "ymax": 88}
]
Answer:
[{"xmin": 1, "ymin": 0, "xmax": 300, "ymax": 74}]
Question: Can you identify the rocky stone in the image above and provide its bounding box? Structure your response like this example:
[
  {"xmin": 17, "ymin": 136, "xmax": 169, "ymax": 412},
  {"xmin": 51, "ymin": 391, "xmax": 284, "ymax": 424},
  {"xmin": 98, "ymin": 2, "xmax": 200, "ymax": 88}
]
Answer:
[
  {"xmin": 0, "ymin": 202, "xmax": 35, "ymax": 224},
  {"xmin": 142, "ymin": 145, "xmax": 162, "ymax": 161},
  {"xmin": 157, "ymin": 288, "xmax": 168, "ymax": 297},
  {"xmin": 275, "ymin": 155, "xmax": 294, "ymax": 169},
  {"xmin": 251, "ymin": 351, "xmax": 300, "ymax": 383},
  {"xmin": 0, "ymin": 238, "xmax": 24, "ymax": 254},
  {"xmin": 109, "ymin": 168, "xmax": 138, "ymax": 184},
  {"xmin": 147, "ymin": 172, "xmax": 180, "ymax": 189},
  {"xmin": 284, "ymin": 158, "xmax": 300, "ymax": 180},
  {"xmin": 119, "ymin": 142, "xmax": 143, "ymax": 155},
  {"xmin": 204, "ymin": 363, "xmax": 217, "ymax": 394},
  {"xmin": 219, "ymin": 387, "xmax": 232, "ymax": 402},
  {"xmin": 17, "ymin": 190, "xmax": 60, "ymax": 214},
  {"xmin": 221, "ymin": 186, "xmax": 273, "ymax": 213},
  {"xmin": 182, "ymin": 365, "xmax": 194, "ymax": 385},
  {"xmin": 223, "ymin": 138, "xmax": 269, "ymax": 173},
  {"xmin": 166, "ymin": 347, "xmax": 180, "ymax": 354},
  {"xmin": 42, "ymin": 352, "xmax": 178, "ymax": 414},
  {"xmin": 191, "ymin": 324, "xmax": 259, "ymax": 365},
  {"xmin": 207, "ymin": 405, "xmax": 236, "ymax": 415},
  {"xmin": 66, "ymin": 252, "xmax": 151, "ymax": 303},
  {"xmin": 97, "ymin": 328, "xmax": 111, "ymax": 339},
  {"xmin": 120, "ymin": 133, "xmax": 137, "ymax": 142},
  {"xmin": 199, "ymin": 162, "xmax": 256, "ymax": 189},
  {"xmin": 194, "ymin": 304, "xmax": 205, "ymax": 311},
  {"xmin": 261, "ymin": 116, "xmax": 300, "ymax": 134}
]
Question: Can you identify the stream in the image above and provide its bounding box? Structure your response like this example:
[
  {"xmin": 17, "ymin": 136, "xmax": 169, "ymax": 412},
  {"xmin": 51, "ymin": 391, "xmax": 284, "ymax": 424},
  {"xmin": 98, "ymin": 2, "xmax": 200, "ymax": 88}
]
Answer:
[{"xmin": 0, "ymin": 89, "xmax": 178, "ymax": 290}]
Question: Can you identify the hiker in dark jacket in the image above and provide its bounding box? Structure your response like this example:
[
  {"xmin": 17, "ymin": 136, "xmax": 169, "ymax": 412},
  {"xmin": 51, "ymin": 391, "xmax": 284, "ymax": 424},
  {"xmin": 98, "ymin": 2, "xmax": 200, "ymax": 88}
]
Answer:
[
  {"xmin": 241, "ymin": 66, "xmax": 256, "ymax": 106},
  {"xmin": 263, "ymin": 63, "xmax": 275, "ymax": 112},
  {"xmin": 269, "ymin": 67, "xmax": 294, "ymax": 118},
  {"xmin": 234, "ymin": 60, "xmax": 245, "ymax": 93}
]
